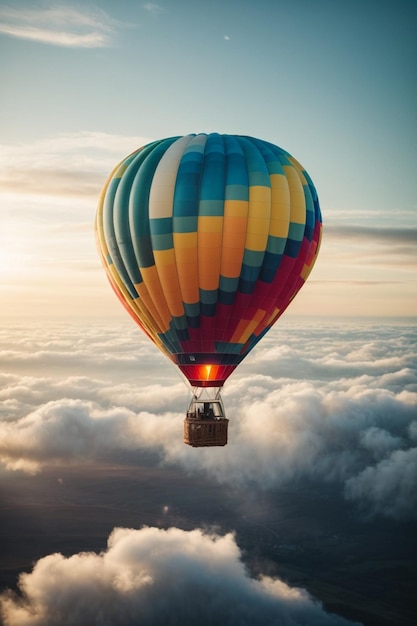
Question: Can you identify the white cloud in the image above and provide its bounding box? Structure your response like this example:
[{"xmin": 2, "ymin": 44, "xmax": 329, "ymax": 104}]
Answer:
[
  {"xmin": 359, "ymin": 426, "xmax": 404, "ymax": 460},
  {"xmin": 0, "ymin": 23, "xmax": 108, "ymax": 47},
  {"xmin": 0, "ymin": 526, "xmax": 359, "ymax": 626},
  {"xmin": 326, "ymin": 224, "xmax": 417, "ymax": 245},
  {"xmin": 345, "ymin": 447, "xmax": 417, "ymax": 519},
  {"xmin": 0, "ymin": 4, "xmax": 117, "ymax": 48},
  {"xmin": 0, "ymin": 320, "xmax": 416, "ymax": 519}
]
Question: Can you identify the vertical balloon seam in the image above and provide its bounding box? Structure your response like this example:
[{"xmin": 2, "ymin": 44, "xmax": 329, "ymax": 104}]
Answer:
[
  {"xmin": 197, "ymin": 133, "xmax": 225, "ymax": 354},
  {"xmin": 103, "ymin": 151, "xmax": 147, "ymax": 301},
  {"xmin": 291, "ymin": 171, "xmax": 318, "ymax": 297},
  {"xmin": 114, "ymin": 149, "xmax": 149, "ymax": 289},
  {"xmin": 145, "ymin": 137, "xmax": 189, "ymax": 354},
  {"xmin": 188, "ymin": 133, "xmax": 208, "ymax": 352},
  {"xmin": 217, "ymin": 134, "xmax": 257, "ymax": 360},
  {"xmin": 223, "ymin": 135, "xmax": 271, "ymax": 353},
  {"xmin": 274, "ymin": 160, "xmax": 308, "ymax": 313},
  {"xmin": 215, "ymin": 134, "xmax": 245, "ymax": 354},
  {"xmin": 213, "ymin": 135, "xmax": 234, "ymax": 365},
  {"xmin": 211, "ymin": 134, "xmax": 236, "ymax": 354},
  {"xmin": 215, "ymin": 135, "xmax": 249, "ymax": 356},
  {"xmin": 173, "ymin": 133, "xmax": 206, "ymax": 354},
  {"xmin": 196, "ymin": 134, "xmax": 217, "ymax": 319},
  {"xmin": 286, "ymin": 162, "xmax": 319, "ymax": 303},
  {"xmin": 129, "ymin": 137, "xmax": 184, "ymax": 355},
  {"xmin": 242, "ymin": 140, "xmax": 293, "ymax": 352},
  {"xmin": 264, "ymin": 158, "xmax": 304, "ymax": 315},
  {"xmin": 149, "ymin": 135, "xmax": 192, "ymax": 347},
  {"xmin": 214, "ymin": 133, "xmax": 230, "ymax": 352},
  {"xmin": 234, "ymin": 156, "xmax": 279, "ymax": 356},
  {"xmin": 97, "ymin": 171, "xmax": 170, "ymax": 355},
  {"xmin": 98, "ymin": 144, "xmax": 178, "ymax": 356},
  {"xmin": 274, "ymin": 162, "xmax": 308, "ymax": 320},
  {"xmin": 287, "ymin": 167, "xmax": 321, "ymax": 314},
  {"xmin": 104, "ymin": 150, "xmax": 165, "ymax": 343},
  {"xmin": 171, "ymin": 134, "xmax": 200, "ymax": 350},
  {"xmin": 241, "ymin": 146, "xmax": 317, "ymax": 357},
  {"xmin": 136, "ymin": 142, "xmax": 176, "ymax": 339}
]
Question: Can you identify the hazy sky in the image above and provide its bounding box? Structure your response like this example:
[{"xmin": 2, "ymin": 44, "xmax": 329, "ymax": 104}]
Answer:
[{"xmin": 0, "ymin": 0, "xmax": 416, "ymax": 319}]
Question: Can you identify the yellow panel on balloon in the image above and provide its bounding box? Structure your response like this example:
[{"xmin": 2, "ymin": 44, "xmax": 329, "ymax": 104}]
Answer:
[
  {"xmin": 198, "ymin": 216, "xmax": 223, "ymax": 234},
  {"xmin": 288, "ymin": 157, "xmax": 308, "ymax": 185},
  {"xmin": 152, "ymin": 250, "xmax": 184, "ymax": 317},
  {"xmin": 135, "ymin": 280, "xmax": 170, "ymax": 333},
  {"xmin": 283, "ymin": 166, "xmax": 306, "ymax": 224},
  {"xmin": 270, "ymin": 174, "xmax": 290, "ymax": 237},
  {"xmin": 139, "ymin": 265, "xmax": 171, "ymax": 326},
  {"xmin": 223, "ymin": 199, "xmax": 248, "ymax": 218}
]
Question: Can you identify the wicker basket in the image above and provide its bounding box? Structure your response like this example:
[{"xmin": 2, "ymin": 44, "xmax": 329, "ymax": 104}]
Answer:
[{"xmin": 184, "ymin": 415, "xmax": 229, "ymax": 447}]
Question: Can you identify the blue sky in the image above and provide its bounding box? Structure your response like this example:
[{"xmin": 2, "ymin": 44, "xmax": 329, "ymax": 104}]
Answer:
[{"xmin": 0, "ymin": 0, "xmax": 416, "ymax": 317}]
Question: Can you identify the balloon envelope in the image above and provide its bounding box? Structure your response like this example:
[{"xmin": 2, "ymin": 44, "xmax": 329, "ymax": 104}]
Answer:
[{"xmin": 96, "ymin": 134, "xmax": 322, "ymax": 387}]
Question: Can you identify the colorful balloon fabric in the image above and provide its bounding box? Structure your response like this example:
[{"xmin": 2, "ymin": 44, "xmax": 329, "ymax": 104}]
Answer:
[{"xmin": 96, "ymin": 134, "xmax": 322, "ymax": 387}]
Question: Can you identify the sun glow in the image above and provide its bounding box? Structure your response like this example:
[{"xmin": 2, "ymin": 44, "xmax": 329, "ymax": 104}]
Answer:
[
  {"xmin": 0, "ymin": 236, "xmax": 32, "ymax": 282},
  {"xmin": 0, "ymin": 241, "xmax": 15, "ymax": 277}
]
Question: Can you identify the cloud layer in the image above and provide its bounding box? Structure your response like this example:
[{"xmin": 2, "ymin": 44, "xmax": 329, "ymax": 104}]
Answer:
[
  {"xmin": 0, "ymin": 526, "xmax": 359, "ymax": 626},
  {"xmin": 0, "ymin": 4, "xmax": 117, "ymax": 48},
  {"xmin": 1, "ymin": 319, "xmax": 416, "ymax": 521}
]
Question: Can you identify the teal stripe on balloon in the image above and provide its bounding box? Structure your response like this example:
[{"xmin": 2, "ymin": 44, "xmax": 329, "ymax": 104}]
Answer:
[
  {"xmin": 215, "ymin": 341, "xmax": 244, "ymax": 355},
  {"xmin": 130, "ymin": 138, "xmax": 178, "ymax": 269},
  {"xmin": 251, "ymin": 138, "xmax": 286, "ymax": 176},
  {"xmin": 150, "ymin": 232, "xmax": 173, "ymax": 251},
  {"xmin": 103, "ymin": 174, "xmax": 138, "ymax": 299},
  {"xmin": 173, "ymin": 134, "xmax": 206, "ymax": 219},
  {"xmin": 198, "ymin": 200, "xmax": 224, "ymax": 216},
  {"xmin": 114, "ymin": 149, "xmax": 151, "ymax": 285},
  {"xmin": 240, "ymin": 263, "xmax": 261, "ymax": 283},
  {"xmin": 173, "ymin": 216, "xmax": 198, "ymax": 233},
  {"xmin": 242, "ymin": 248, "xmax": 265, "ymax": 268},
  {"xmin": 224, "ymin": 135, "xmax": 249, "ymax": 190},
  {"xmin": 237, "ymin": 137, "xmax": 270, "ymax": 188},
  {"xmin": 184, "ymin": 302, "xmax": 200, "ymax": 317},
  {"xmin": 159, "ymin": 328, "xmax": 182, "ymax": 353},
  {"xmin": 149, "ymin": 217, "xmax": 172, "ymax": 235},
  {"xmin": 266, "ymin": 235, "xmax": 287, "ymax": 255},
  {"xmin": 288, "ymin": 222, "xmax": 305, "ymax": 241},
  {"xmin": 200, "ymin": 288, "xmax": 218, "ymax": 304},
  {"xmin": 224, "ymin": 184, "xmax": 248, "ymax": 201},
  {"xmin": 219, "ymin": 275, "xmax": 239, "ymax": 293},
  {"xmin": 200, "ymin": 134, "xmax": 225, "ymax": 201}
]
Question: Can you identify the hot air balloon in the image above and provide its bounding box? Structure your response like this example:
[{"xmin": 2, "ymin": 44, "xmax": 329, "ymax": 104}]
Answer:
[{"xmin": 95, "ymin": 133, "xmax": 322, "ymax": 447}]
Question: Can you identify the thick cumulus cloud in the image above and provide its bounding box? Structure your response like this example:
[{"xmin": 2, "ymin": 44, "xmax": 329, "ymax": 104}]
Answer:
[
  {"xmin": 0, "ymin": 319, "xmax": 416, "ymax": 519},
  {"xmin": 0, "ymin": 526, "xmax": 360, "ymax": 626},
  {"xmin": 0, "ymin": 398, "xmax": 182, "ymax": 474}
]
